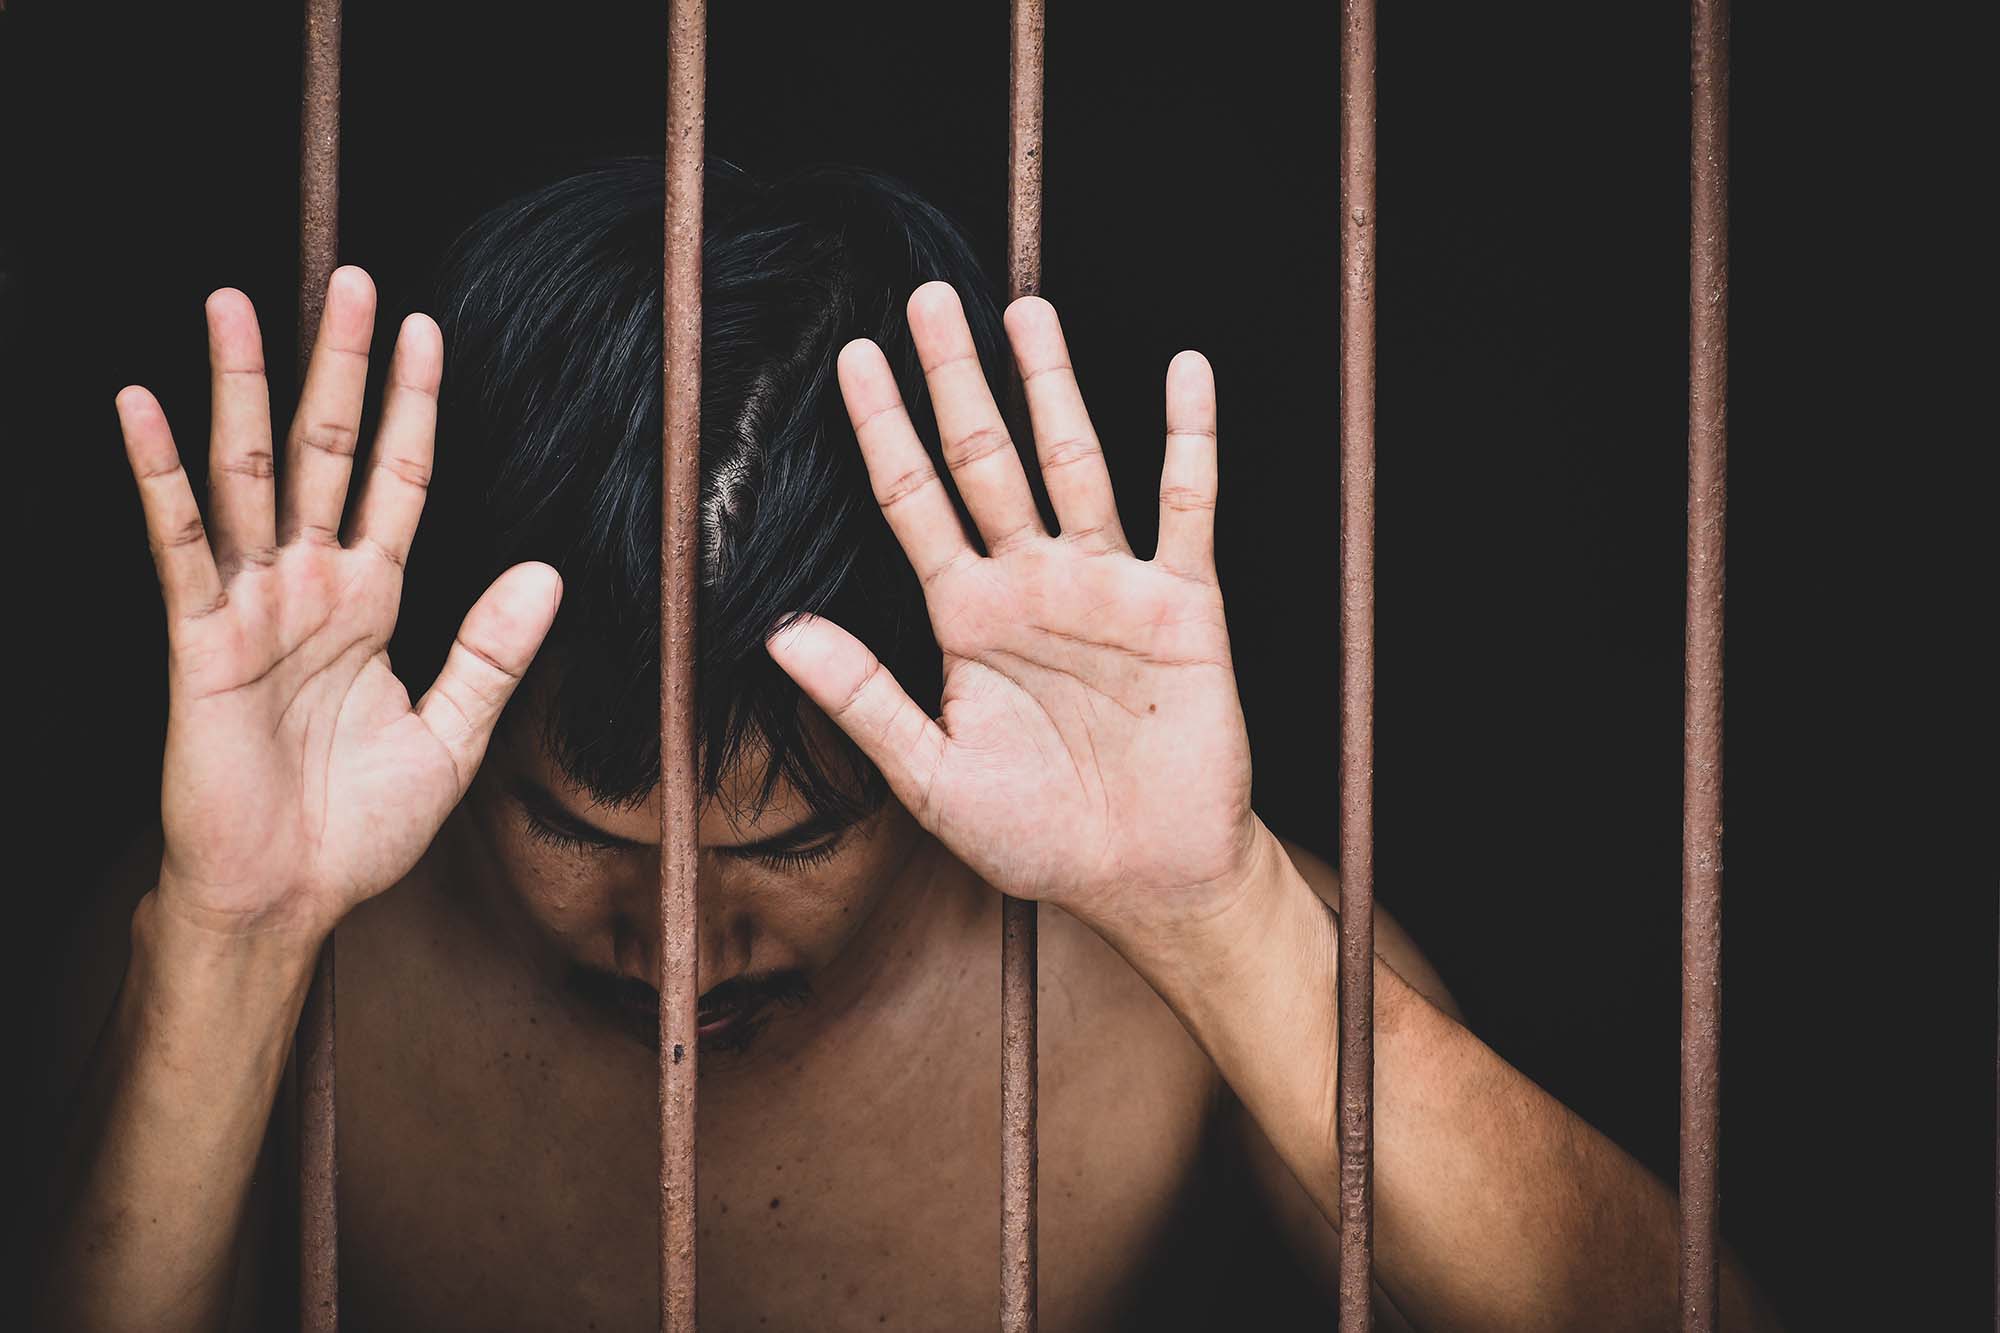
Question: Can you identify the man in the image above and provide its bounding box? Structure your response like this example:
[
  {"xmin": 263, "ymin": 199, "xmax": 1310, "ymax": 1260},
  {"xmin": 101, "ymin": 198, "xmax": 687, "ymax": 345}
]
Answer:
[{"xmin": 36, "ymin": 158, "xmax": 1781, "ymax": 1330}]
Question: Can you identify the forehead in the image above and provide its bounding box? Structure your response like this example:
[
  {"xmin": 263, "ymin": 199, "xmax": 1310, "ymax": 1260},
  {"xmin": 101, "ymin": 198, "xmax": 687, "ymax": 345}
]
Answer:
[{"xmin": 498, "ymin": 674, "xmax": 853, "ymax": 843}]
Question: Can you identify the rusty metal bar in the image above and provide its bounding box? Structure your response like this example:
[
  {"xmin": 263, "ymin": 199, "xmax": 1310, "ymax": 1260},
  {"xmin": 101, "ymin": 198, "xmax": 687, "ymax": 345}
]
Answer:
[
  {"xmin": 659, "ymin": 0, "xmax": 707, "ymax": 1328},
  {"xmin": 296, "ymin": 0, "xmax": 342, "ymax": 1325},
  {"xmin": 1000, "ymin": 2, "xmax": 1044, "ymax": 1330},
  {"xmin": 1678, "ymin": 0, "xmax": 1730, "ymax": 1329},
  {"xmin": 1335, "ymin": 0, "xmax": 1378, "ymax": 1328}
]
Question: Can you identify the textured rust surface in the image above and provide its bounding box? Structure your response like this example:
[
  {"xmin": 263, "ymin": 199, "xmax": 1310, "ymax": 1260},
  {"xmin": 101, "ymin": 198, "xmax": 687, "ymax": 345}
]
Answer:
[
  {"xmin": 1679, "ymin": 2, "xmax": 1730, "ymax": 1331},
  {"xmin": 297, "ymin": 945, "xmax": 338, "ymax": 1333},
  {"xmin": 296, "ymin": 0, "xmax": 342, "ymax": 1326},
  {"xmin": 1336, "ymin": 0, "xmax": 1378, "ymax": 1329},
  {"xmin": 1006, "ymin": 0, "xmax": 1045, "ymax": 305},
  {"xmin": 659, "ymin": 0, "xmax": 706, "ymax": 1328},
  {"xmin": 1000, "ymin": 897, "xmax": 1039, "ymax": 1333},
  {"xmin": 1000, "ymin": 3, "xmax": 1044, "ymax": 1330}
]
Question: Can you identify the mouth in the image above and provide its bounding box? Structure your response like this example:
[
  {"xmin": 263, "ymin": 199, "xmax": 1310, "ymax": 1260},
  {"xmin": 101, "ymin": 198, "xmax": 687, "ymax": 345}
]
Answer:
[
  {"xmin": 568, "ymin": 961, "xmax": 812, "ymax": 1055},
  {"xmin": 691, "ymin": 970, "xmax": 813, "ymax": 1052},
  {"xmin": 697, "ymin": 996, "xmax": 758, "ymax": 1041}
]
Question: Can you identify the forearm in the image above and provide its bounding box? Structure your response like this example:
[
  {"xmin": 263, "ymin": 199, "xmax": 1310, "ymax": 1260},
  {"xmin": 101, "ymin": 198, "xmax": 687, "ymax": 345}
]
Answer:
[
  {"xmin": 1361, "ymin": 956, "xmax": 1782, "ymax": 1330},
  {"xmin": 1098, "ymin": 818, "xmax": 1780, "ymax": 1332},
  {"xmin": 35, "ymin": 884, "xmax": 320, "ymax": 1333}
]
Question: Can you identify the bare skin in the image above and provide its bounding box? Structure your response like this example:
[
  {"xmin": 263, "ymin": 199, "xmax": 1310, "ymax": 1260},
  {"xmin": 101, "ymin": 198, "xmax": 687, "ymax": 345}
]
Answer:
[
  {"xmin": 44, "ymin": 781, "xmax": 1433, "ymax": 1331},
  {"xmin": 329, "ymin": 773, "xmax": 1427, "ymax": 1330},
  {"xmin": 35, "ymin": 267, "xmax": 1783, "ymax": 1332}
]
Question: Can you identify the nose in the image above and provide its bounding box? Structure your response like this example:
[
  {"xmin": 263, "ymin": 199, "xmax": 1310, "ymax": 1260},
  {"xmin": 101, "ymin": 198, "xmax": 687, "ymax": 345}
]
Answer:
[{"xmin": 612, "ymin": 854, "xmax": 753, "ymax": 997}]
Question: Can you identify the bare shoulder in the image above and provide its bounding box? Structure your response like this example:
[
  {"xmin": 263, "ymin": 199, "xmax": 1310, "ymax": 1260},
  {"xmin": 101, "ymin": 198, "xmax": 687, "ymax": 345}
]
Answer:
[{"xmin": 1271, "ymin": 834, "xmax": 1465, "ymax": 1026}]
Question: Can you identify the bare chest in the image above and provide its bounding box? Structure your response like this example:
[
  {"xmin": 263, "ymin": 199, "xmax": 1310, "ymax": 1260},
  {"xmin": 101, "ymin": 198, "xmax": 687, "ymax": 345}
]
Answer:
[{"xmin": 331, "ymin": 896, "xmax": 1239, "ymax": 1332}]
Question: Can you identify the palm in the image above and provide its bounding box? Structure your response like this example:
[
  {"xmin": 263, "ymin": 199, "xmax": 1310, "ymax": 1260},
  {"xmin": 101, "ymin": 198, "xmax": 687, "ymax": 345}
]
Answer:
[
  {"xmin": 121, "ymin": 268, "xmax": 559, "ymax": 937},
  {"xmin": 767, "ymin": 284, "xmax": 1258, "ymax": 928},
  {"xmin": 922, "ymin": 547, "xmax": 1250, "ymax": 917},
  {"xmin": 164, "ymin": 546, "xmax": 456, "ymax": 921}
]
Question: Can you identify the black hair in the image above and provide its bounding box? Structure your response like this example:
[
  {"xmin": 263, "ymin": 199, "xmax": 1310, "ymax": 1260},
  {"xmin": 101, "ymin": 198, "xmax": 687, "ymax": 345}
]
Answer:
[{"xmin": 409, "ymin": 155, "xmax": 1043, "ymax": 827}]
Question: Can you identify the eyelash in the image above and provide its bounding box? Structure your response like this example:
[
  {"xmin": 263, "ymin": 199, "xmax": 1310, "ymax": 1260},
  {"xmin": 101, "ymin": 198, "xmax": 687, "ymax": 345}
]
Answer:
[
  {"xmin": 520, "ymin": 808, "xmax": 846, "ymax": 872},
  {"xmin": 520, "ymin": 812, "xmax": 600, "ymax": 854},
  {"xmin": 753, "ymin": 838, "xmax": 845, "ymax": 871}
]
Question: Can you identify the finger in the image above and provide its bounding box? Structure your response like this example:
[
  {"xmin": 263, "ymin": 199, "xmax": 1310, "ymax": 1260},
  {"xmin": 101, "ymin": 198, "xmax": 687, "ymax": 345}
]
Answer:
[
  {"xmin": 764, "ymin": 612, "xmax": 947, "ymax": 828},
  {"xmin": 204, "ymin": 289, "xmax": 277, "ymax": 572},
  {"xmin": 1003, "ymin": 296, "xmax": 1129, "ymax": 554},
  {"xmin": 907, "ymin": 281, "xmax": 1046, "ymax": 555},
  {"xmin": 1155, "ymin": 350, "xmax": 1219, "ymax": 581},
  {"xmin": 281, "ymin": 265, "xmax": 376, "ymax": 545},
  {"xmin": 837, "ymin": 338, "xmax": 978, "ymax": 586},
  {"xmin": 345, "ymin": 313, "xmax": 441, "ymax": 571},
  {"xmin": 117, "ymin": 386, "xmax": 225, "ymax": 620},
  {"xmin": 417, "ymin": 562, "xmax": 563, "ymax": 792}
]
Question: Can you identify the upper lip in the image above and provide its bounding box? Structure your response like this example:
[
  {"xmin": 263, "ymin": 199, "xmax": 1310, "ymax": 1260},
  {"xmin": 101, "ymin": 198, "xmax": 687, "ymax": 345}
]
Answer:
[
  {"xmin": 613, "ymin": 983, "xmax": 753, "ymax": 1018},
  {"xmin": 697, "ymin": 1005, "xmax": 750, "ymax": 1035},
  {"xmin": 696, "ymin": 984, "xmax": 773, "ymax": 1033},
  {"xmin": 596, "ymin": 964, "xmax": 809, "ymax": 1050}
]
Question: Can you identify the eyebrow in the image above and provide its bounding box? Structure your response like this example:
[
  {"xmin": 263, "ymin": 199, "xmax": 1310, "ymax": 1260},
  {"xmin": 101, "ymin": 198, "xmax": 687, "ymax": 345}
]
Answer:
[{"xmin": 506, "ymin": 776, "xmax": 858, "ymax": 857}]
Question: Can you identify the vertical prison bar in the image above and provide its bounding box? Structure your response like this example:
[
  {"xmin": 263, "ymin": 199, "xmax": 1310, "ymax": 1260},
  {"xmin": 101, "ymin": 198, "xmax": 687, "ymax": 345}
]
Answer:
[
  {"xmin": 659, "ymin": 0, "xmax": 708, "ymax": 1328},
  {"xmin": 1001, "ymin": 0, "xmax": 1046, "ymax": 1329},
  {"xmin": 296, "ymin": 0, "xmax": 342, "ymax": 1326},
  {"xmin": 1336, "ymin": 0, "xmax": 1379, "ymax": 1328},
  {"xmin": 1678, "ymin": 0, "xmax": 1730, "ymax": 1330}
]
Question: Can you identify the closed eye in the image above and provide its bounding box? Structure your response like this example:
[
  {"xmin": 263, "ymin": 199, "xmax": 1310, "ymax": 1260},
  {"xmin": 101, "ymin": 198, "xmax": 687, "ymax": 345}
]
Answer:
[
  {"xmin": 745, "ymin": 835, "xmax": 847, "ymax": 873},
  {"xmin": 519, "ymin": 802, "xmax": 847, "ymax": 873},
  {"xmin": 520, "ymin": 805, "xmax": 623, "ymax": 854}
]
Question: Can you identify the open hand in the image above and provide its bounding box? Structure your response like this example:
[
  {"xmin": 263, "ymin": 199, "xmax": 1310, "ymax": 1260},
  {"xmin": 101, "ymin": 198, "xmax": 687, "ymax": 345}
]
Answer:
[
  {"xmin": 764, "ymin": 284, "xmax": 1259, "ymax": 936},
  {"xmin": 119, "ymin": 266, "xmax": 560, "ymax": 942}
]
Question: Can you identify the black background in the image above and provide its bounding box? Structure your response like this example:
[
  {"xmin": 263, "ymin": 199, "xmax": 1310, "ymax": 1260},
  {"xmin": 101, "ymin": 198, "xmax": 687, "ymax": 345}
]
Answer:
[{"xmin": 3, "ymin": 2, "xmax": 1989, "ymax": 1328}]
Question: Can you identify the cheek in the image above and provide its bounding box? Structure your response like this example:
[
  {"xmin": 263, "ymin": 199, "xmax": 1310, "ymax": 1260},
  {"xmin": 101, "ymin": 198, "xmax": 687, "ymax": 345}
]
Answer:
[
  {"xmin": 765, "ymin": 863, "xmax": 876, "ymax": 939},
  {"xmin": 749, "ymin": 822, "xmax": 922, "ymax": 960},
  {"xmin": 487, "ymin": 822, "xmax": 638, "ymax": 945}
]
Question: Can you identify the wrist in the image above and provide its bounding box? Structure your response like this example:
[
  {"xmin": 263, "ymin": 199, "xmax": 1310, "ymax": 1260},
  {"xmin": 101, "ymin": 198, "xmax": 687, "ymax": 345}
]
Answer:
[
  {"xmin": 149, "ymin": 861, "xmax": 335, "ymax": 951},
  {"xmin": 134, "ymin": 882, "xmax": 327, "ymax": 996},
  {"xmin": 1093, "ymin": 816, "xmax": 1339, "ymax": 1028},
  {"xmin": 104, "ymin": 884, "xmax": 324, "ymax": 1095},
  {"xmin": 1092, "ymin": 817, "xmax": 1345, "ymax": 1174}
]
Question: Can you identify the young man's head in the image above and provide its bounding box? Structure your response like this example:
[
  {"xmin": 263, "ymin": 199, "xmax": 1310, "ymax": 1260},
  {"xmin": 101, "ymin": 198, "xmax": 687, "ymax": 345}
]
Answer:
[{"xmin": 404, "ymin": 156, "xmax": 1036, "ymax": 1052}]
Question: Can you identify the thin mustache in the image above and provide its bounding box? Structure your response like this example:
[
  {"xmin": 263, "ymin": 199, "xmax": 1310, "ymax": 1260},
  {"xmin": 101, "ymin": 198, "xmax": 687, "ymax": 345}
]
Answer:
[
  {"xmin": 564, "ymin": 961, "xmax": 813, "ymax": 1020},
  {"xmin": 699, "ymin": 969, "xmax": 813, "ymax": 1017}
]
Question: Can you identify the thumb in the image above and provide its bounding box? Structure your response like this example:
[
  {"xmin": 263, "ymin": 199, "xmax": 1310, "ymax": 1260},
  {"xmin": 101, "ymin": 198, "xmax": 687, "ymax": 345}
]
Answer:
[
  {"xmin": 418, "ymin": 561, "xmax": 563, "ymax": 792},
  {"xmin": 764, "ymin": 612, "xmax": 947, "ymax": 825}
]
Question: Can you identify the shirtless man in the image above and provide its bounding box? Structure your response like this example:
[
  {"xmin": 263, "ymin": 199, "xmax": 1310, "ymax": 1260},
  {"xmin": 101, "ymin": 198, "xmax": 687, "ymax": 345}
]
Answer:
[{"xmin": 35, "ymin": 159, "xmax": 1781, "ymax": 1331}]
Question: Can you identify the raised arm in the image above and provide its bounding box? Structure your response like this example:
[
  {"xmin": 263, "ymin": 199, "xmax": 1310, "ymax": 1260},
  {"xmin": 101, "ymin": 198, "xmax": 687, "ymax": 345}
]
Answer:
[
  {"xmin": 762, "ymin": 281, "xmax": 1783, "ymax": 1332},
  {"xmin": 1228, "ymin": 837, "xmax": 1785, "ymax": 1330},
  {"xmin": 33, "ymin": 268, "xmax": 558, "ymax": 1331}
]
